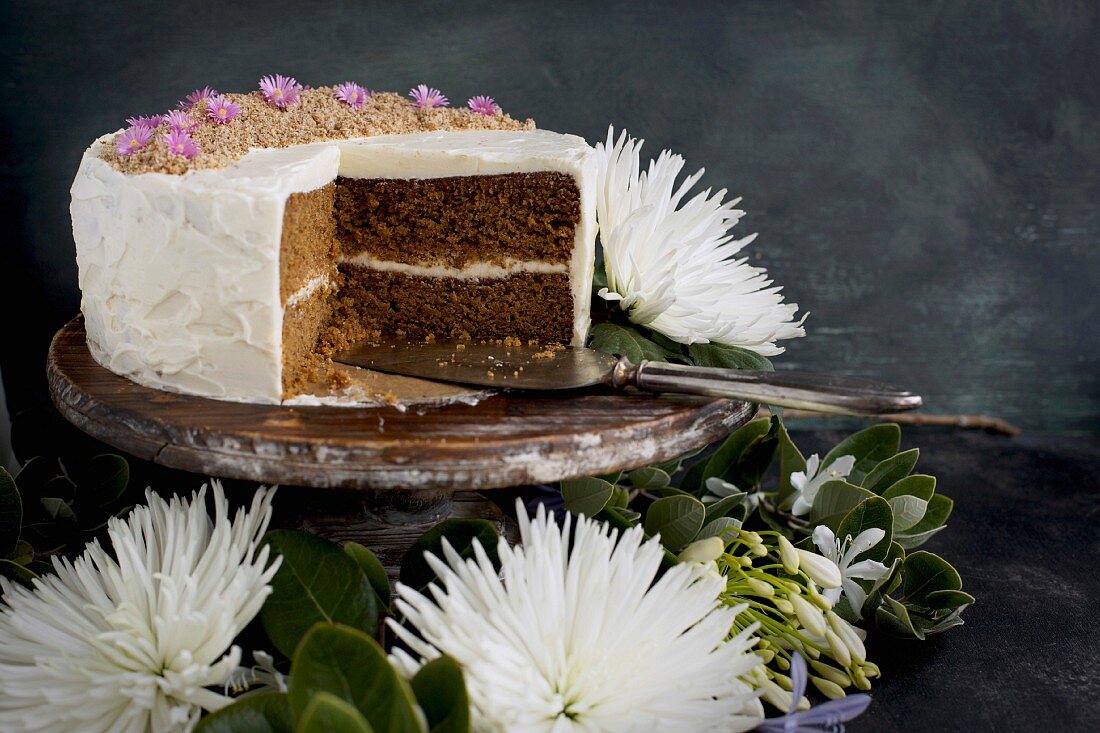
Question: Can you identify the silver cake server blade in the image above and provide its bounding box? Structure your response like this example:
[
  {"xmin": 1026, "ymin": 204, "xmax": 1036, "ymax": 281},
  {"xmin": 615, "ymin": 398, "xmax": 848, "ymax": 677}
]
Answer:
[{"xmin": 334, "ymin": 339, "xmax": 922, "ymax": 415}]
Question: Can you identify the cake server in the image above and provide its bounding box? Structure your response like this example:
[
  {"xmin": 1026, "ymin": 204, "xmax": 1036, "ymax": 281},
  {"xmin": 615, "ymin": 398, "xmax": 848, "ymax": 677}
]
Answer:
[{"xmin": 335, "ymin": 339, "xmax": 920, "ymax": 415}]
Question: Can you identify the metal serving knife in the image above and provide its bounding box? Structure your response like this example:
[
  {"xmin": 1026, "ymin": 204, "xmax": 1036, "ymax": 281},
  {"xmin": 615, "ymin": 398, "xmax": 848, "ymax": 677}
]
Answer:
[{"xmin": 334, "ymin": 339, "xmax": 921, "ymax": 415}]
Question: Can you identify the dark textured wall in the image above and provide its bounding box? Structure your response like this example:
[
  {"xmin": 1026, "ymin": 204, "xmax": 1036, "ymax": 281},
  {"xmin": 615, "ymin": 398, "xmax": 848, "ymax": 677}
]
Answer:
[{"xmin": 2, "ymin": 0, "xmax": 1097, "ymax": 435}]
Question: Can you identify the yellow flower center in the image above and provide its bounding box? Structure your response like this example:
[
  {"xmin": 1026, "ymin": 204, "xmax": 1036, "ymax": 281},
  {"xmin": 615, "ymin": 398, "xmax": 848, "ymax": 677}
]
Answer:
[
  {"xmin": 273, "ymin": 89, "xmax": 283, "ymax": 97},
  {"xmin": 218, "ymin": 108, "xmax": 227, "ymax": 117}
]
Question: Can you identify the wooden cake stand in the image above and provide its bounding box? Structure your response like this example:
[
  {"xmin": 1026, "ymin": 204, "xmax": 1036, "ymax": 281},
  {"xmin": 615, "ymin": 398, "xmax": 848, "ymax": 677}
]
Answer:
[{"xmin": 48, "ymin": 318, "xmax": 755, "ymax": 571}]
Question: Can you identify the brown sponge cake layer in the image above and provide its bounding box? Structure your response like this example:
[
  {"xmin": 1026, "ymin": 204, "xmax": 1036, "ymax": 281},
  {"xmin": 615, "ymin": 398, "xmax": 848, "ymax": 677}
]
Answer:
[
  {"xmin": 333, "ymin": 173, "xmax": 580, "ymax": 267},
  {"xmin": 328, "ymin": 266, "xmax": 574, "ymax": 344},
  {"xmin": 280, "ymin": 183, "xmax": 338, "ymax": 303},
  {"xmin": 281, "ymin": 282, "xmax": 334, "ymax": 397}
]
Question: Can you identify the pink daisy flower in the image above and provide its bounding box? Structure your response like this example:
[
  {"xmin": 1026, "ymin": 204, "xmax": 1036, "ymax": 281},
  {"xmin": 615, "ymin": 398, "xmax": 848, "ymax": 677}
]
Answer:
[
  {"xmin": 125, "ymin": 115, "xmax": 161, "ymax": 130},
  {"xmin": 259, "ymin": 74, "xmax": 303, "ymax": 108},
  {"xmin": 115, "ymin": 126, "xmax": 154, "ymax": 156},
  {"xmin": 179, "ymin": 87, "xmax": 219, "ymax": 111},
  {"xmin": 206, "ymin": 94, "xmax": 241, "ymax": 124},
  {"xmin": 409, "ymin": 84, "xmax": 449, "ymax": 109},
  {"xmin": 467, "ymin": 95, "xmax": 500, "ymax": 116},
  {"xmin": 333, "ymin": 82, "xmax": 369, "ymax": 109},
  {"xmin": 162, "ymin": 109, "xmax": 199, "ymax": 132},
  {"xmin": 163, "ymin": 129, "xmax": 200, "ymax": 159}
]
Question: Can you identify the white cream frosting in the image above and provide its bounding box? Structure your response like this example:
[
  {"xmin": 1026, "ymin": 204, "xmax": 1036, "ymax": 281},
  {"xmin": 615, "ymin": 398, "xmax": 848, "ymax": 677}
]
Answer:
[
  {"xmin": 71, "ymin": 129, "xmax": 596, "ymax": 405},
  {"xmin": 342, "ymin": 253, "xmax": 570, "ymax": 280}
]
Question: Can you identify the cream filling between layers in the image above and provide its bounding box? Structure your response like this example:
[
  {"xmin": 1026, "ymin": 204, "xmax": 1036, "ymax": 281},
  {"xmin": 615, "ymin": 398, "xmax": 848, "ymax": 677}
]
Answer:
[
  {"xmin": 340, "ymin": 253, "xmax": 570, "ymax": 280},
  {"xmin": 285, "ymin": 273, "xmax": 334, "ymax": 308}
]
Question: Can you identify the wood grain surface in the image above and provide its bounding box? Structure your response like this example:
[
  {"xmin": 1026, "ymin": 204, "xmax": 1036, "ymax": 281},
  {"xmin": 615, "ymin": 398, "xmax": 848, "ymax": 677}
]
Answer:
[{"xmin": 47, "ymin": 318, "xmax": 755, "ymax": 491}]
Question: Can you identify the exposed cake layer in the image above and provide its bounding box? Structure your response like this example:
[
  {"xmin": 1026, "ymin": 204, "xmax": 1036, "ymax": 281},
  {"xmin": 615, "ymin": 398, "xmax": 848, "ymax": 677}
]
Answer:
[
  {"xmin": 330, "ymin": 267, "xmax": 574, "ymax": 344},
  {"xmin": 281, "ymin": 276, "xmax": 335, "ymax": 397},
  {"xmin": 333, "ymin": 173, "xmax": 580, "ymax": 266},
  {"xmin": 280, "ymin": 183, "xmax": 338, "ymax": 302}
]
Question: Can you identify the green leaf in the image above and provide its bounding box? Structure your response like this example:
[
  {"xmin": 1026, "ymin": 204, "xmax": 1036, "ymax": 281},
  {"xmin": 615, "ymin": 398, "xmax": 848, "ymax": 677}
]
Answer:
[
  {"xmin": 691, "ymin": 419, "xmax": 771, "ymax": 491},
  {"xmin": 808, "ymin": 481, "xmax": 875, "ymax": 528},
  {"xmin": 78, "ymin": 454, "xmax": 130, "ymax": 509},
  {"xmin": 906, "ymin": 493, "xmax": 953, "ymax": 533},
  {"xmin": 925, "ymin": 589, "xmax": 976, "ymax": 612},
  {"xmin": 0, "ymin": 558, "xmax": 39, "ymax": 589},
  {"xmin": 607, "ymin": 485, "xmax": 631, "ymax": 509},
  {"xmin": 895, "ymin": 525, "xmax": 946, "ymax": 549},
  {"xmin": 0, "ymin": 468, "xmax": 21, "ymax": 556},
  {"xmin": 776, "ymin": 421, "xmax": 807, "ymax": 506},
  {"xmin": 289, "ymin": 624, "xmax": 420, "ymax": 733},
  {"xmin": 687, "ymin": 342, "xmax": 774, "ymax": 372},
  {"xmin": 644, "ymin": 495, "xmax": 705, "ymax": 552},
  {"xmin": 627, "ymin": 466, "xmax": 671, "ymax": 491},
  {"xmin": 8, "ymin": 540, "xmax": 34, "ymax": 565},
  {"xmin": 410, "ymin": 656, "xmax": 470, "ymax": 733},
  {"xmin": 588, "ymin": 323, "xmax": 677, "ymax": 363},
  {"xmin": 881, "ymin": 475, "xmax": 936, "ymax": 502},
  {"xmin": 887, "ymin": 496, "xmax": 928, "ymax": 533},
  {"xmin": 299, "ymin": 692, "xmax": 375, "ymax": 733},
  {"xmin": 560, "ymin": 477, "xmax": 615, "ymax": 517},
  {"xmin": 704, "ymin": 493, "xmax": 747, "ymax": 524},
  {"xmin": 898, "ymin": 551, "xmax": 962, "ymax": 606},
  {"xmin": 344, "ymin": 542, "xmax": 391, "ymax": 610},
  {"xmin": 876, "ymin": 595, "xmax": 924, "ymax": 639},
  {"xmin": 823, "ymin": 424, "xmax": 901, "ymax": 485},
  {"xmin": 260, "ymin": 531, "xmax": 379, "ymax": 657},
  {"xmin": 650, "ymin": 447, "xmax": 702, "ymax": 477},
  {"xmin": 401, "ymin": 519, "xmax": 500, "ymax": 592},
  {"xmin": 862, "ymin": 449, "xmax": 919, "ymax": 493},
  {"xmin": 194, "ymin": 693, "xmax": 294, "ymax": 733},
  {"xmin": 697, "ymin": 517, "xmax": 742, "ymax": 540},
  {"xmin": 836, "ymin": 497, "xmax": 893, "ymax": 563},
  {"xmin": 40, "ymin": 497, "xmax": 76, "ymax": 523}
]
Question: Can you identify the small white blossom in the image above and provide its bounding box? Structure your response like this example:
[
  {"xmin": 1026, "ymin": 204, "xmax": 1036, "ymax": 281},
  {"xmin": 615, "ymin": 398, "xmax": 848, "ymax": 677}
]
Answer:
[
  {"xmin": 0, "ymin": 481, "xmax": 279, "ymax": 733},
  {"xmin": 595, "ymin": 127, "xmax": 806, "ymax": 354},
  {"xmin": 389, "ymin": 501, "xmax": 764, "ymax": 732},
  {"xmin": 789, "ymin": 454, "xmax": 857, "ymax": 516},
  {"xmin": 812, "ymin": 525, "xmax": 891, "ymax": 619}
]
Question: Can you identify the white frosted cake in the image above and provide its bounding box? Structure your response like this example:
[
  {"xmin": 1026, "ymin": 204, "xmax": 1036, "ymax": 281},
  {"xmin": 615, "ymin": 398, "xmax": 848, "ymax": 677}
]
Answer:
[{"xmin": 70, "ymin": 81, "xmax": 596, "ymax": 405}]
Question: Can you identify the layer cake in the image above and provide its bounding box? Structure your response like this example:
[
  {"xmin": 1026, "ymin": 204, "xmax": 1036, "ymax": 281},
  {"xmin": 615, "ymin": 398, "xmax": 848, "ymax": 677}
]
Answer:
[{"xmin": 70, "ymin": 86, "xmax": 596, "ymax": 404}]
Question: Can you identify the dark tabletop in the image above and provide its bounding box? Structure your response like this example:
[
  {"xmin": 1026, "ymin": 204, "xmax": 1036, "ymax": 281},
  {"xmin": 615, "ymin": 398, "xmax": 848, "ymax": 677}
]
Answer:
[{"xmin": 788, "ymin": 427, "xmax": 1100, "ymax": 732}]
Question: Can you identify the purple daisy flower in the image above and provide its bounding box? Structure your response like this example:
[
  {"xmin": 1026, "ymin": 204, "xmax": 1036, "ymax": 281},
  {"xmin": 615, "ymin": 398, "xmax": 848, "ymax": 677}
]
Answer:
[
  {"xmin": 162, "ymin": 109, "xmax": 199, "ymax": 132},
  {"xmin": 259, "ymin": 74, "xmax": 303, "ymax": 108},
  {"xmin": 179, "ymin": 87, "xmax": 219, "ymax": 111},
  {"xmin": 115, "ymin": 126, "xmax": 154, "ymax": 157},
  {"xmin": 206, "ymin": 94, "xmax": 241, "ymax": 124},
  {"xmin": 754, "ymin": 653, "xmax": 871, "ymax": 733},
  {"xmin": 163, "ymin": 129, "xmax": 200, "ymax": 159},
  {"xmin": 333, "ymin": 82, "xmax": 370, "ymax": 109},
  {"xmin": 124, "ymin": 115, "xmax": 161, "ymax": 130},
  {"xmin": 409, "ymin": 84, "xmax": 449, "ymax": 109},
  {"xmin": 466, "ymin": 95, "xmax": 500, "ymax": 116}
]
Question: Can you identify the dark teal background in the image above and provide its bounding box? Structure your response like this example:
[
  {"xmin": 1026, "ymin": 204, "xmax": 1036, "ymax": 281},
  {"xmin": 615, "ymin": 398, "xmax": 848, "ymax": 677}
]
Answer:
[{"xmin": 2, "ymin": 0, "xmax": 1098, "ymax": 435}]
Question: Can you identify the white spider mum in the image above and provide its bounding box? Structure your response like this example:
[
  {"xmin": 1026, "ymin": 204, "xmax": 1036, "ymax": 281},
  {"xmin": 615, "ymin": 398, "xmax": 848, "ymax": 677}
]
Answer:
[
  {"xmin": 595, "ymin": 126, "xmax": 807, "ymax": 355},
  {"xmin": 0, "ymin": 481, "xmax": 279, "ymax": 733},
  {"xmin": 389, "ymin": 501, "xmax": 764, "ymax": 733}
]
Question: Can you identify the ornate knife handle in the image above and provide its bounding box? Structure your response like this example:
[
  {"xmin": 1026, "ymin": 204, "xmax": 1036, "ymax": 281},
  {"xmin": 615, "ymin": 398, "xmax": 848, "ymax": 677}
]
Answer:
[{"xmin": 610, "ymin": 359, "xmax": 921, "ymax": 415}]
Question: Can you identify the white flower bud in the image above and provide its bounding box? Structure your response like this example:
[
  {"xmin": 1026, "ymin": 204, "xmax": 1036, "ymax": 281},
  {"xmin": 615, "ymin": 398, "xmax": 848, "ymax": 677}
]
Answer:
[
  {"xmin": 827, "ymin": 610, "xmax": 867, "ymax": 664},
  {"xmin": 853, "ymin": 666, "xmax": 872, "ymax": 690},
  {"xmin": 790, "ymin": 594, "xmax": 827, "ymax": 637},
  {"xmin": 811, "ymin": 675, "xmax": 847, "ymax": 700},
  {"xmin": 810, "ymin": 659, "xmax": 852, "ymax": 688},
  {"xmin": 677, "ymin": 536, "xmax": 724, "ymax": 564},
  {"xmin": 825, "ymin": 628, "xmax": 852, "ymax": 667},
  {"xmin": 778, "ymin": 535, "xmax": 800, "ymax": 574},
  {"xmin": 746, "ymin": 577, "xmax": 774, "ymax": 598},
  {"xmin": 795, "ymin": 548, "xmax": 843, "ymax": 589},
  {"xmin": 806, "ymin": 582, "xmax": 834, "ymax": 611},
  {"xmin": 774, "ymin": 597, "xmax": 795, "ymax": 615},
  {"xmin": 760, "ymin": 680, "xmax": 792, "ymax": 710}
]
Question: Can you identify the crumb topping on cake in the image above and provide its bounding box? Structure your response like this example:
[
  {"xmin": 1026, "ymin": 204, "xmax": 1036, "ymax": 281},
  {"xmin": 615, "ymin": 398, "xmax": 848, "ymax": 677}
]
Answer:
[{"xmin": 102, "ymin": 88, "xmax": 535, "ymax": 175}]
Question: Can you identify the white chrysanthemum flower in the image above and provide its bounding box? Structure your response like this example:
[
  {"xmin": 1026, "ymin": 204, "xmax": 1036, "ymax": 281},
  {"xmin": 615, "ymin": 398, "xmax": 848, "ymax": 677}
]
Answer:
[
  {"xmin": 389, "ymin": 501, "xmax": 764, "ymax": 733},
  {"xmin": 595, "ymin": 126, "xmax": 806, "ymax": 355},
  {"xmin": 0, "ymin": 481, "xmax": 279, "ymax": 733}
]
